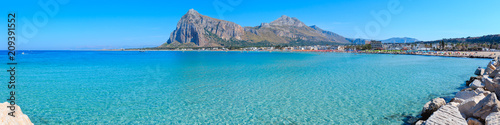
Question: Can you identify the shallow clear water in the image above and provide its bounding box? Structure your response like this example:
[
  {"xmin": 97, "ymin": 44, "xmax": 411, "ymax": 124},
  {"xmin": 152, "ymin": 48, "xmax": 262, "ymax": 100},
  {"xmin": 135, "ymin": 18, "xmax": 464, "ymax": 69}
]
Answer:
[{"xmin": 1, "ymin": 51, "xmax": 490, "ymax": 124}]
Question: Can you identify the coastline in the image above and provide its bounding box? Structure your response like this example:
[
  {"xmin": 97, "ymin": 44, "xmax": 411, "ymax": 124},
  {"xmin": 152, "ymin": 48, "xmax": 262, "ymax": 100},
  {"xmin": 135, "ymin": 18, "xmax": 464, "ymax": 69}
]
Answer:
[
  {"xmin": 412, "ymin": 56, "xmax": 500, "ymax": 124},
  {"xmin": 359, "ymin": 51, "xmax": 500, "ymax": 59},
  {"xmin": 103, "ymin": 49, "xmax": 500, "ymax": 59}
]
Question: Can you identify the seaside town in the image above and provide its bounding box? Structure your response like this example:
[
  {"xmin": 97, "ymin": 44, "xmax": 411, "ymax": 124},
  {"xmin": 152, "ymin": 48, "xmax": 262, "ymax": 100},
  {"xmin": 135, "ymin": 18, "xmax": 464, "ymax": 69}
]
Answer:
[{"xmin": 136, "ymin": 40, "xmax": 500, "ymax": 59}]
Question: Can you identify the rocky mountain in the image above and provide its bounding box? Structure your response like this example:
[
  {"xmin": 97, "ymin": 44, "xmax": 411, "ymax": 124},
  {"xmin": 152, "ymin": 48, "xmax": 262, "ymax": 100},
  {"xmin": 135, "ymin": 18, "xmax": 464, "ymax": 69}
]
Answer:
[
  {"xmin": 381, "ymin": 37, "xmax": 418, "ymax": 43},
  {"xmin": 161, "ymin": 9, "xmax": 350, "ymax": 47},
  {"xmin": 165, "ymin": 9, "xmax": 245, "ymax": 47}
]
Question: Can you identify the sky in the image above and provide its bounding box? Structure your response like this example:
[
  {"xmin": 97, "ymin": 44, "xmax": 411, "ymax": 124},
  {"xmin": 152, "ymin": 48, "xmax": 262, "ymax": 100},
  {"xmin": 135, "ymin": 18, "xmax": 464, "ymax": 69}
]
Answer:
[{"xmin": 2, "ymin": 0, "xmax": 500, "ymax": 50}]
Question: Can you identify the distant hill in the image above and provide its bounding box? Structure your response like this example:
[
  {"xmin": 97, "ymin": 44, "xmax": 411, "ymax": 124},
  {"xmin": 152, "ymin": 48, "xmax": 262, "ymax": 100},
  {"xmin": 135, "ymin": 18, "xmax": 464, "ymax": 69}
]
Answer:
[
  {"xmin": 424, "ymin": 34, "xmax": 500, "ymax": 44},
  {"xmin": 345, "ymin": 37, "xmax": 418, "ymax": 45},
  {"xmin": 381, "ymin": 37, "xmax": 418, "ymax": 43},
  {"xmin": 161, "ymin": 9, "xmax": 350, "ymax": 47},
  {"xmin": 346, "ymin": 38, "xmax": 370, "ymax": 45}
]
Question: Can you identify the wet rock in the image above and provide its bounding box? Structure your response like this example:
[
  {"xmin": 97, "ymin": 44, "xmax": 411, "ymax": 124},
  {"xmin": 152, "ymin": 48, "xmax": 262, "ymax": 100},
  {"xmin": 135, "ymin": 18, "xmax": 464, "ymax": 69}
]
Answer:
[
  {"xmin": 421, "ymin": 98, "xmax": 446, "ymax": 119},
  {"xmin": 476, "ymin": 88, "xmax": 492, "ymax": 96},
  {"xmin": 0, "ymin": 102, "xmax": 33, "ymax": 125},
  {"xmin": 423, "ymin": 105, "xmax": 467, "ymax": 125},
  {"xmin": 485, "ymin": 112, "xmax": 500, "ymax": 125},
  {"xmin": 475, "ymin": 68, "xmax": 485, "ymax": 76},
  {"xmin": 471, "ymin": 93, "xmax": 500, "ymax": 120},
  {"xmin": 467, "ymin": 117, "xmax": 483, "ymax": 125}
]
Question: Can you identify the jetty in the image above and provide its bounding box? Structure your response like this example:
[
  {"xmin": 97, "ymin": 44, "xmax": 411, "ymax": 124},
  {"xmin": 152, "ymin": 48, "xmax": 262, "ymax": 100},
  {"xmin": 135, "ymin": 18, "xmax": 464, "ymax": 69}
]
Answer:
[{"xmin": 414, "ymin": 56, "xmax": 500, "ymax": 124}]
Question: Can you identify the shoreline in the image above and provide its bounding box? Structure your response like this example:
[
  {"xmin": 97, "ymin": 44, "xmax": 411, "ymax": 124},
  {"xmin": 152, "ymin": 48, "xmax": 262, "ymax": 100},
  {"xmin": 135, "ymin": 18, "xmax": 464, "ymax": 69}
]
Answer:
[
  {"xmin": 19, "ymin": 49, "xmax": 500, "ymax": 59},
  {"xmin": 118, "ymin": 49, "xmax": 500, "ymax": 59},
  {"xmin": 412, "ymin": 56, "xmax": 500, "ymax": 124}
]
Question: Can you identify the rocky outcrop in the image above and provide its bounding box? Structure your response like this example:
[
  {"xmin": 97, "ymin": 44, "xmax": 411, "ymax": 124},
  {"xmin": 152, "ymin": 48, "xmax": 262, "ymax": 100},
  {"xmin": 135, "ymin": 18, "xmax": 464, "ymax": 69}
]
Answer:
[
  {"xmin": 165, "ymin": 9, "xmax": 245, "ymax": 47},
  {"xmin": 0, "ymin": 102, "xmax": 33, "ymax": 125},
  {"xmin": 162, "ymin": 9, "xmax": 350, "ymax": 47},
  {"xmin": 423, "ymin": 105, "xmax": 467, "ymax": 125},
  {"xmin": 421, "ymin": 98, "xmax": 446, "ymax": 119}
]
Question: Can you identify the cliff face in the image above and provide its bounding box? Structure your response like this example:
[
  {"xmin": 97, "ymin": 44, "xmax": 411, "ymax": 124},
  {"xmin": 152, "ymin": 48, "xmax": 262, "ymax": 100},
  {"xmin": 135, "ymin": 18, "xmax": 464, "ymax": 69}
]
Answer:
[
  {"xmin": 163, "ymin": 9, "xmax": 350, "ymax": 47},
  {"xmin": 166, "ymin": 9, "xmax": 245, "ymax": 47}
]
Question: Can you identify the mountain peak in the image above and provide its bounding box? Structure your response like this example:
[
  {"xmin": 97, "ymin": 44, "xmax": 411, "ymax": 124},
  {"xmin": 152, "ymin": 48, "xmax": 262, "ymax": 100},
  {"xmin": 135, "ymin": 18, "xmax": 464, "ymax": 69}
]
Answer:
[
  {"xmin": 270, "ymin": 15, "xmax": 306, "ymax": 27},
  {"xmin": 187, "ymin": 9, "xmax": 199, "ymax": 15}
]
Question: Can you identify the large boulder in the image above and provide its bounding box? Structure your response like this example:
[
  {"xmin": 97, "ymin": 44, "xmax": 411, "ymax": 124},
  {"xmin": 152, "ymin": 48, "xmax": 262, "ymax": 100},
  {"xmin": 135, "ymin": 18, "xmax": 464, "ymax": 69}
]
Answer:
[
  {"xmin": 468, "ymin": 76, "xmax": 483, "ymax": 86},
  {"xmin": 483, "ymin": 77, "xmax": 498, "ymax": 91},
  {"xmin": 485, "ymin": 112, "xmax": 500, "ymax": 125},
  {"xmin": 0, "ymin": 102, "xmax": 33, "ymax": 125},
  {"xmin": 421, "ymin": 98, "xmax": 446, "ymax": 119},
  {"xmin": 456, "ymin": 90, "xmax": 481, "ymax": 100},
  {"xmin": 467, "ymin": 117, "xmax": 484, "ymax": 125},
  {"xmin": 423, "ymin": 105, "xmax": 467, "ymax": 125},
  {"xmin": 458, "ymin": 94, "xmax": 486, "ymax": 118},
  {"xmin": 494, "ymin": 73, "xmax": 500, "ymax": 83},
  {"xmin": 471, "ymin": 93, "xmax": 500, "ymax": 120},
  {"xmin": 470, "ymin": 79, "xmax": 485, "ymax": 90}
]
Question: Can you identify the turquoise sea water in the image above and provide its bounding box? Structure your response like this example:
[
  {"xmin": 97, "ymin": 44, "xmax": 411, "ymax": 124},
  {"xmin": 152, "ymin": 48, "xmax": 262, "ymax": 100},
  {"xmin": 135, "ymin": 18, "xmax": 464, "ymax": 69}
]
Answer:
[{"xmin": 1, "ymin": 51, "xmax": 490, "ymax": 124}]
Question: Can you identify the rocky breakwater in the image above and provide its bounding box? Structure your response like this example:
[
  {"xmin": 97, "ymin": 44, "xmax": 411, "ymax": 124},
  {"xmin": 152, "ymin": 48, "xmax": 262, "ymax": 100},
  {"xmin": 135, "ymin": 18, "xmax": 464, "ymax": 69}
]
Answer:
[
  {"xmin": 415, "ymin": 57, "xmax": 500, "ymax": 125},
  {"xmin": 0, "ymin": 102, "xmax": 33, "ymax": 125}
]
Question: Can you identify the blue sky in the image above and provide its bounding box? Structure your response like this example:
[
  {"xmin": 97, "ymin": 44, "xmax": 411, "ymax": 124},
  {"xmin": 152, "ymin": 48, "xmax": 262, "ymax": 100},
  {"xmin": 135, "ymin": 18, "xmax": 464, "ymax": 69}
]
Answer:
[{"xmin": 2, "ymin": 0, "xmax": 500, "ymax": 50}]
